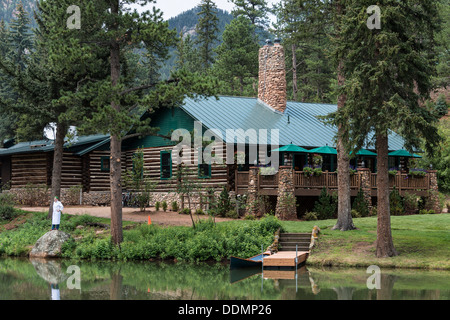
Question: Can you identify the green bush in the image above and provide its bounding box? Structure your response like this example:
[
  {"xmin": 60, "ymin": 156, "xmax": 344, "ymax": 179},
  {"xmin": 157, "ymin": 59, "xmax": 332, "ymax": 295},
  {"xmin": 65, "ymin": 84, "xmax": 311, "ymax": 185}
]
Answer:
[
  {"xmin": 171, "ymin": 201, "xmax": 179, "ymax": 212},
  {"xmin": 304, "ymin": 211, "xmax": 318, "ymax": 221},
  {"xmin": 313, "ymin": 188, "xmax": 337, "ymax": 220},
  {"xmin": 162, "ymin": 201, "xmax": 167, "ymax": 212},
  {"xmin": 0, "ymin": 205, "xmax": 16, "ymax": 220},
  {"xmin": 390, "ymin": 187, "xmax": 404, "ymax": 216},
  {"xmin": 352, "ymin": 188, "xmax": 370, "ymax": 217},
  {"xmin": 155, "ymin": 202, "xmax": 160, "ymax": 211}
]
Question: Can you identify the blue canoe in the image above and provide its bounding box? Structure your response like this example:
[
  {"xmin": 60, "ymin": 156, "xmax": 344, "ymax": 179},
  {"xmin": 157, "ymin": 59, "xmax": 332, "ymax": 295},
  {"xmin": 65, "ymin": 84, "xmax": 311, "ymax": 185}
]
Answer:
[{"xmin": 230, "ymin": 253, "xmax": 270, "ymax": 270}]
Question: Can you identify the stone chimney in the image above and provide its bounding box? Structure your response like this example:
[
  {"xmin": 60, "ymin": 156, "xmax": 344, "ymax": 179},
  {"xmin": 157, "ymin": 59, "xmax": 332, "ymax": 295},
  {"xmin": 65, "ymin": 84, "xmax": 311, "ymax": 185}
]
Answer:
[{"xmin": 258, "ymin": 38, "xmax": 287, "ymax": 113}]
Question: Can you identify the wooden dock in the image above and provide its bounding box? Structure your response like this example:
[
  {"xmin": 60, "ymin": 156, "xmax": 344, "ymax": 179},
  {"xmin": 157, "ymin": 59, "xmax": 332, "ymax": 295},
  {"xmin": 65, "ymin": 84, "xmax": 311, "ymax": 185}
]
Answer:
[{"xmin": 263, "ymin": 251, "xmax": 309, "ymax": 268}]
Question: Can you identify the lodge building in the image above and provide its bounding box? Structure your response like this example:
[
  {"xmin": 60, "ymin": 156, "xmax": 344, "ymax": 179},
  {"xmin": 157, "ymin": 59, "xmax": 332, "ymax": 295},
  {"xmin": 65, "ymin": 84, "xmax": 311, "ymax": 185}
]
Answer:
[{"xmin": 0, "ymin": 39, "xmax": 441, "ymax": 217}]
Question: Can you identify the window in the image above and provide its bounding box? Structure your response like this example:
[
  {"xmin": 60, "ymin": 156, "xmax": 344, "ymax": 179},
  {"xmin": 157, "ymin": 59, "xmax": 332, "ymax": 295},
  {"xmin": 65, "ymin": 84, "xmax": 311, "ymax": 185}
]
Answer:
[
  {"xmin": 160, "ymin": 151, "xmax": 172, "ymax": 180},
  {"xmin": 197, "ymin": 147, "xmax": 211, "ymax": 179},
  {"xmin": 101, "ymin": 156, "xmax": 110, "ymax": 172},
  {"xmin": 198, "ymin": 163, "xmax": 211, "ymax": 179}
]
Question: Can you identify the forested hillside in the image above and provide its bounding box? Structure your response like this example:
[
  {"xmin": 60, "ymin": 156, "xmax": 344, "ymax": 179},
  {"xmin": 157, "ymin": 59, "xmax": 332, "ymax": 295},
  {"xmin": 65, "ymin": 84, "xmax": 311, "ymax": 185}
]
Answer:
[{"xmin": 0, "ymin": 0, "xmax": 36, "ymax": 27}]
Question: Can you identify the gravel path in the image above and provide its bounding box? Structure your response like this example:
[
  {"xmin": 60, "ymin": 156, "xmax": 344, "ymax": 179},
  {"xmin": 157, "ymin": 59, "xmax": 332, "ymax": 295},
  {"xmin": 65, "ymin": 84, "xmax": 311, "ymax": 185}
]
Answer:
[{"xmin": 19, "ymin": 206, "xmax": 234, "ymax": 226}]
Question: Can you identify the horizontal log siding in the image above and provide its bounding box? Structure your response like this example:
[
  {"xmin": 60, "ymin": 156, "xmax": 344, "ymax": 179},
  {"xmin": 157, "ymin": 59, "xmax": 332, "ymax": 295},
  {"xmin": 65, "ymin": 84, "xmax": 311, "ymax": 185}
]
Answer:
[
  {"xmin": 61, "ymin": 152, "xmax": 83, "ymax": 188},
  {"xmin": 125, "ymin": 146, "xmax": 228, "ymax": 193},
  {"xmin": 10, "ymin": 153, "xmax": 48, "ymax": 187}
]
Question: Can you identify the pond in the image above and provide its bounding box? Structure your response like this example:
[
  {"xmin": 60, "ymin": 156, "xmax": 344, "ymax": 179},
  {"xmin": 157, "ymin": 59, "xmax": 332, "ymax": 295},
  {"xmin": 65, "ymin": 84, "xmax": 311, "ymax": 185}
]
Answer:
[{"xmin": 0, "ymin": 257, "xmax": 449, "ymax": 300}]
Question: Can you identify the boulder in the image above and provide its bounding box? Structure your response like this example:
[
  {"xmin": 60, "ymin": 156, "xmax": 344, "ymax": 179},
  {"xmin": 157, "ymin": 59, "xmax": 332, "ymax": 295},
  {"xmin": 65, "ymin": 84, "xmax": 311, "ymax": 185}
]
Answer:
[{"xmin": 29, "ymin": 230, "xmax": 71, "ymax": 259}]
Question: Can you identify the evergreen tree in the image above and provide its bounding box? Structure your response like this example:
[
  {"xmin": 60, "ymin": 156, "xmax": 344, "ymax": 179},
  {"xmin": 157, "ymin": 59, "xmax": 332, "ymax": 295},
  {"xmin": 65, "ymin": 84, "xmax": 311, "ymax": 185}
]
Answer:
[
  {"xmin": 79, "ymin": 0, "xmax": 217, "ymax": 245},
  {"xmin": 195, "ymin": 0, "xmax": 220, "ymax": 72},
  {"xmin": 175, "ymin": 32, "xmax": 202, "ymax": 73},
  {"xmin": 230, "ymin": 0, "xmax": 269, "ymax": 28},
  {"xmin": 273, "ymin": 0, "xmax": 335, "ymax": 103},
  {"xmin": 328, "ymin": 0, "xmax": 442, "ymax": 257},
  {"xmin": 0, "ymin": 2, "xmax": 34, "ymax": 144},
  {"xmin": 212, "ymin": 16, "xmax": 259, "ymax": 96}
]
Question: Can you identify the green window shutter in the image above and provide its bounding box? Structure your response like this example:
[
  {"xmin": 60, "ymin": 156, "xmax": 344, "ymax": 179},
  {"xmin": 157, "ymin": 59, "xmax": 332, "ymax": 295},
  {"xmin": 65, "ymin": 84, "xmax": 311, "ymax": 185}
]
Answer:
[
  {"xmin": 160, "ymin": 151, "xmax": 172, "ymax": 180},
  {"xmin": 101, "ymin": 156, "xmax": 110, "ymax": 172}
]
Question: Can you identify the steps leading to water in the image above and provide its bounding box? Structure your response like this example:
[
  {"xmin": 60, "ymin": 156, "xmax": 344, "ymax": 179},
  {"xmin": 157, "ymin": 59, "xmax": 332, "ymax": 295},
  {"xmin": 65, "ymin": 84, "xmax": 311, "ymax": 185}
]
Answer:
[{"xmin": 278, "ymin": 233, "xmax": 311, "ymax": 252}]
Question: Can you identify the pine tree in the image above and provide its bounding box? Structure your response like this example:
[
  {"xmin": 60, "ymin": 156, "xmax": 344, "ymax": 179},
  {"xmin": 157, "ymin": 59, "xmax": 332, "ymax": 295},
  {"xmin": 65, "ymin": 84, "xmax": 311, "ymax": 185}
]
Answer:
[
  {"xmin": 79, "ymin": 0, "xmax": 218, "ymax": 245},
  {"xmin": 195, "ymin": 0, "xmax": 220, "ymax": 72},
  {"xmin": 273, "ymin": 0, "xmax": 335, "ymax": 103},
  {"xmin": 0, "ymin": 2, "xmax": 34, "ymax": 144},
  {"xmin": 230, "ymin": 0, "xmax": 269, "ymax": 28},
  {"xmin": 212, "ymin": 16, "xmax": 259, "ymax": 96},
  {"xmin": 329, "ymin": 0, "xmax": 442, "ymax": 257}
]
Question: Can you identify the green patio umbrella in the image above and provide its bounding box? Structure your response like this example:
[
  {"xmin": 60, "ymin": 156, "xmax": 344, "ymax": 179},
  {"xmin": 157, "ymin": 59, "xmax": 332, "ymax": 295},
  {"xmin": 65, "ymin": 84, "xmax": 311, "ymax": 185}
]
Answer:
[
  {"xmin": 272, "ymin": 144, "xmax": 309, "ymax": 153},
  {"xmin": 350, "ymin": 149, "xmax": 377, "ymax": 156},
  {"xmin": 388, "ymin": 150, "xmax": 422, "ymax": 158},
  {"xmin": 308, "ymin": 145, "xmax": 337, "ymax": 155}
]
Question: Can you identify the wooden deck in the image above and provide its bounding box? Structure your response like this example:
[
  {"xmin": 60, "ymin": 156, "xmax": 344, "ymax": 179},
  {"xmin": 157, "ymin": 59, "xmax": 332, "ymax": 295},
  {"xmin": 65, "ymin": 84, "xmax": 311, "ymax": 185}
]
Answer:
[
  {"xmin": 236, "ymin": 170, "xmax": 432, "ymax": 197},
  {"xmin": 263, "ymin": 251, "xmax": 309, "ymax": 268}
]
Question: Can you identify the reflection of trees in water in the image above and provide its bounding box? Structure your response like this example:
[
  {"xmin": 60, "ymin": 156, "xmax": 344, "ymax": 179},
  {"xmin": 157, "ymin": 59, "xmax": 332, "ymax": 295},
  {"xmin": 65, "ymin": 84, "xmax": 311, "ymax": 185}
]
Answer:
[{"xmin": 1, "ymin": 258, "xmax": 448, "ymax": 300}]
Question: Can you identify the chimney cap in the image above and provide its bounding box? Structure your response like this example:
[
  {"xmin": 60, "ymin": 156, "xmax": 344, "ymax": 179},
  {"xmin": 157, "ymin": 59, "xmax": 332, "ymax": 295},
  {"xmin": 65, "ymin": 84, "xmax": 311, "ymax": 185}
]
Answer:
[
  {"xmin": 274, "ymin": 37, "xmax": 281, "ymax": 44},
  {"xmin": 265, "ymin": 39, "xmax": 273, "ymax": 46}
]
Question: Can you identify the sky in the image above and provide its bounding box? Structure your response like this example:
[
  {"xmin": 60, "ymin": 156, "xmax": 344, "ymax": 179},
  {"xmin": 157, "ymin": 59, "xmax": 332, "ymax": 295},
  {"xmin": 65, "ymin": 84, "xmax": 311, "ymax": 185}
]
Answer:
[{"xmin": 135, "ymin": 0, "xmax": 279, "ymax": 21}]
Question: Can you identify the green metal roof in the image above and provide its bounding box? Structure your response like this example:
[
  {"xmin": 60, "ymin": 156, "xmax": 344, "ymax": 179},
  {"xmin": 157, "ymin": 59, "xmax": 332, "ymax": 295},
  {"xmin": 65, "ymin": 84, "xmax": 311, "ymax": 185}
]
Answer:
[
  {"xmin": 0, "ymin": 134, "xmax": 109, "ymax": 157},
  {"xmin": 180, "ymin": 96, "xmax": 406, "ymax": 150}
]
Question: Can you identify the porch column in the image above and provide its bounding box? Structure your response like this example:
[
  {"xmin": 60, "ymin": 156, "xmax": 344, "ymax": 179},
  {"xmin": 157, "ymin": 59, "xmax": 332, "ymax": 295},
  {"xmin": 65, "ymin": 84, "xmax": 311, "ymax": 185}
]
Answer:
[
  {"xmin": 275, "ymin": 166, "xmax": 296, "ymax": 220},
  {"xmin": 245, "ymin": 166, "xmax": 259, "ymax": 216},
  {"xmin": 357, "ymin": 168, "xmax": 372, "ymax": 209},
  {"xmin": 427, "ymin": 170, "xmax": 441, "ymax": 213}
]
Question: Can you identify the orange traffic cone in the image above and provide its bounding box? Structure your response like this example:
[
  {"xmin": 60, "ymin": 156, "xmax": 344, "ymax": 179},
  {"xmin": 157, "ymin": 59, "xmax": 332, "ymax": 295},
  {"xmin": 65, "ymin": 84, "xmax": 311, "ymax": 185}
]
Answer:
[{"xmin": 148, "ymin": 216, "xmax": 152, "ymax": 225}]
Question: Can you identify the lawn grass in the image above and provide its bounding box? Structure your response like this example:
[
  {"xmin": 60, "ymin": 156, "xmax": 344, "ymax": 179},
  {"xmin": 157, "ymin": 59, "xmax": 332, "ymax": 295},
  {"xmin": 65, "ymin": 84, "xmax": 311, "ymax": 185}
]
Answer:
[
  {"xmin": 1, "ymin": 208, "xmax": 448, "ymax": 270},
  {"xmin": 280, "ymin": 214, "xmax": 450, "ymax": 270}
]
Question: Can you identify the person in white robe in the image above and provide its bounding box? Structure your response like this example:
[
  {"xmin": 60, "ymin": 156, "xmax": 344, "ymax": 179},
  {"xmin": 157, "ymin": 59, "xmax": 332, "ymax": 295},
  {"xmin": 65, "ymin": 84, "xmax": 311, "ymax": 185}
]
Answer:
[{"xmin": 52, "ymin": 196, "xmax": 64, "ymax": 230}]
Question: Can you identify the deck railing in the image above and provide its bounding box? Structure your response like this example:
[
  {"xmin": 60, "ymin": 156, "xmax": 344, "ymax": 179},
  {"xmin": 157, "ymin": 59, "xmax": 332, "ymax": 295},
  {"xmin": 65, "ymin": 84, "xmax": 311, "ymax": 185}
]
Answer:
[{"xmin": 236, "ymin": 170, "xmax": 431, "ymax": 192}]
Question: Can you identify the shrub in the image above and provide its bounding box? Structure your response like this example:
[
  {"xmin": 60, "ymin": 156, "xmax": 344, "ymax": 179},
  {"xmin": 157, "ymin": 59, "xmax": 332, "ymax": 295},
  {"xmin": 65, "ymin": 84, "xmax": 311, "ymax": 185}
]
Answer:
[
  {"xmin": 351, "ymin": 209, "xmax": 361, "ymax": 218},
  {"xmin": 162, "ymin": 201, "xmax": 167, "ymax": 212},
  {"xmin": 217, "ymin": 187, "xmax": 232, "ymax": 217},
  {"xmin": 313, "ymin": 188, "xmax": 337, "ymax": 220},
  {"xmin": 0, "ymin": 205, "xmax": 16, "ymax": 220},
  {"xmin": 155, "ymin": 202, "xmax": 160, "ymax": 211},
  {"xmin": 304, "ymin": 211, "xmax": 318, "ymax": 221},
  {"xmin": 390, "ymin": 187, "xmax": 404, "ymax": 216},
  {"xmin": 225, "ymin": 209, "xmax": 238, "ymax": 219},
  {"xmin": 352, "ymin": 188, "xmax": 370, "ymax": 217},
  {"xmin": 180, "ymin": 208, "xmax": 190, "ymax": 215},
  {"xmin": 195, "ymin": 208, "xmax": 205, "ymax": 215},
  {"xmin": 171, "ymin": 201, "xmax": 178, "ymax": 212}
]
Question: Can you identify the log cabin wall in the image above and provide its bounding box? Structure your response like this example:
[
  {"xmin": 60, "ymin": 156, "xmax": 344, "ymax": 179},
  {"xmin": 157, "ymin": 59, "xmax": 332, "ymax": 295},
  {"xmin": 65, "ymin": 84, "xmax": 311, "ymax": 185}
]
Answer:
[
  {"xmin": 61, "ymin": 152, "xmax": 83, "ymax": 189},
  {"xmin": 11, "ymin": 153, "xmax": 48, "ymax": 187},
  {"xmin": 123, "ymin": 145, "xmax": 229, "ymax": 193},
  {"xmin": 88, "ymin": 150, "xmax": 127, "ymax": 192}
]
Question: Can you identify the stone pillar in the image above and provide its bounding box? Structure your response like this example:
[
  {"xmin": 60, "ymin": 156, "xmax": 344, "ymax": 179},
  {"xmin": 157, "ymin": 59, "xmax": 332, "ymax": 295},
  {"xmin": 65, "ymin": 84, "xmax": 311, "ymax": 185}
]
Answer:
[
  {"xmin": 427, "ymin": 170, "xmax": 441, "ymax": 213},
  {"xmin": 275, "ymin": 166, "xmax": 296, "ymax": 220},
  {"xmin": 245, "ymin": 167, "xmax": 259, "ymax": 216},
  {"xmin": 357, "ymin": 168, "xmax": 372, "ymax": 209}
]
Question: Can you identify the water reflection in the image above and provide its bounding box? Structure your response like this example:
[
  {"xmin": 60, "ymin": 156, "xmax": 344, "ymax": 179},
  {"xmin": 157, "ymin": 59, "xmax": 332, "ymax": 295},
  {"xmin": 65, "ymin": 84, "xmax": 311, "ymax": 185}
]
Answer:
[{"xmin": 0, "ymin": 258, "xmax": 448, "ymax": 300}]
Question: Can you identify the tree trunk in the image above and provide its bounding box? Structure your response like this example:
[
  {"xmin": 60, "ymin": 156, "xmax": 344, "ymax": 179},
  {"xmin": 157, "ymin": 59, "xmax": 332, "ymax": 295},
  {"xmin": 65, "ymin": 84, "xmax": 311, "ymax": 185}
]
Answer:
[
  {"xmin": 332, "ymin": 35, "xmax": 354, "ymax": 231},
  {"xmin": 110, "ymin": 0, "xmax": 123, "ymax": 245},
  {"xmin": 376, "ymin": 132, "xmax": 397, "ymax": 257},
  {"xmin": 48, "ymin": 122, "xmax": 67, "ymax": 219}
]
